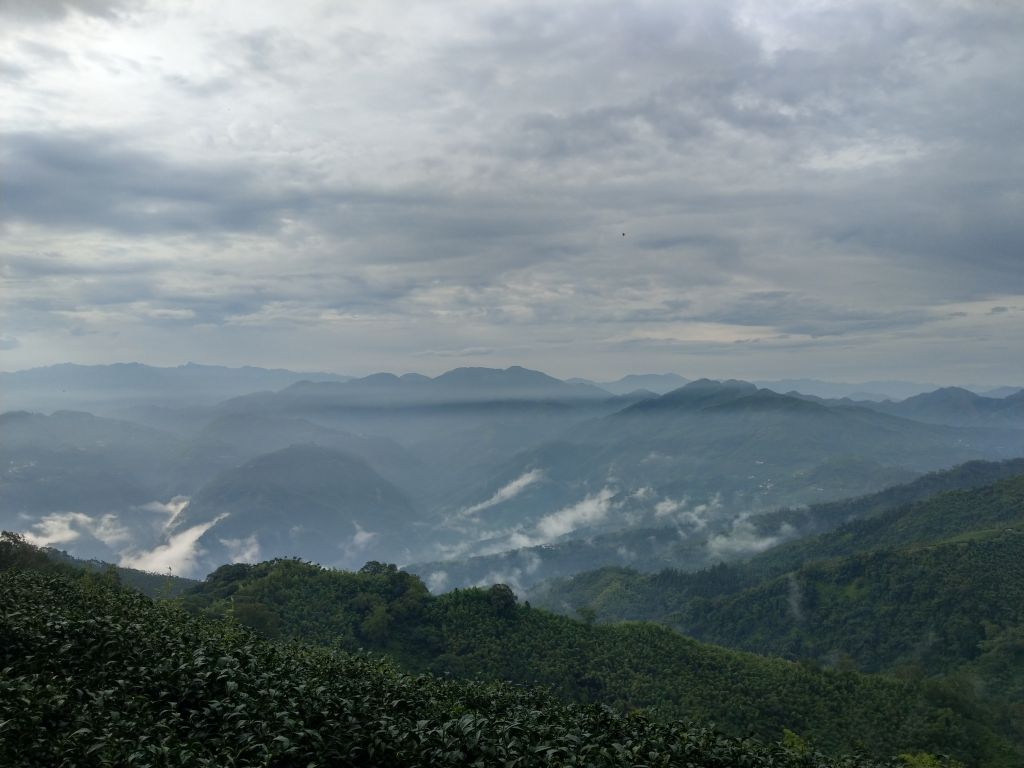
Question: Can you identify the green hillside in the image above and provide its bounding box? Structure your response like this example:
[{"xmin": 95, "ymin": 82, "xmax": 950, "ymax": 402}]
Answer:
[
  {"xmin": 531, "ymin": 475, "xmax": 1024, "ymax": 748},
  {"xmin": 534, "ymin": 471, "xmax": 1024, "ymax": 625},
  {"xmin": 44, "ymin": 546, "xmax": 197, "ymax": 598},
  {"xmin": 676, "ymin": 528, "xmax": 1024, "ymax": 680},
  {"xmin": 177, "ymin": 558, "xmax": 1016, "ymax": 764},
  {"xmin": 2, "ymin": 541, "xmax": 929, "ymax": 768}
]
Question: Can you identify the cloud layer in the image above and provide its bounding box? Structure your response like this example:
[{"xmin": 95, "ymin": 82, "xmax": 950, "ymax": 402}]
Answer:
[{"xmin": 2, "ymin": 1, "xmax": 1022, "ymax": 382}]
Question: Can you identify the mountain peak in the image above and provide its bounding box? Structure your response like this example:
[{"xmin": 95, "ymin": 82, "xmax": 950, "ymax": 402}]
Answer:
[{"xmin": 622, "ymin": 378, "xmax": 760, "ymax": 414}]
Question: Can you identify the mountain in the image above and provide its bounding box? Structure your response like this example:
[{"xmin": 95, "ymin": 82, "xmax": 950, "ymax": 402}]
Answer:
[
  {"xmin": 430, "ymin": 365, "xmax": 609, "ymax": 399},
  {"xmin": 411, "ymin": 458, "xmax": 1024, "ymax": 593},
  {"xmin": 5, "ymin": 367, "xmax": 1022, "ymax": 586},
  {"xmin": 259, "ymin": 365, "xmax": 609, "ymax": 408},
  {"xmin": 981, "ymin": 386, "xmax": 1024, "ymax": 399},
  {"xmin": 533, "ymin": 473, "xmax": 1024, "ymax": 709},
  {"xmin": 0, "ymin": 411, "xmax": 178, "ymax": 556},
  {"xmin": 534, "ymin": 463, "xmax": 1024, "ymax": 622},
  {"xmin": 1, "ymin": 552, "xmax": 953, "ymax": 768},
  {"xmin": 0, "ymin": 408, "xmax": 438, "ymax": 568},
  {"xmin": 176, "ymin": 557, "xmax": 1017, "ymax": 763},
  {"xmin": 213, "ymin": 366, "xmax": 640, "ymax": 504},
  {"xmin": 172, "ymin": 412, "xmax": 433, "ymax": 497},
  {"xmin": 0, "ymin": 362, "xmax": 349, "ymax": 414},
  {"xmin": 753, "ymin": 379, "xmax": 941, "ymax": 401},
  {"xmin": 860, "ymin": 386, "xmax": 1024, "ymax": 428},
  {"xmin": 430, "ymin": 380, "xmax": 1024, "ymax": 560},
  {"xmin": 0, "ymin": 408, "xmax": 174, "ymax": 455},
  {"xmin": 569, "ymin": 373, "xmax": 690, "ymax": 395},
  {"xmin": 0, "ymin": 530, "xmax": 197, "ymax": 598},
  {"xmin": 174, "ymin": 445, "xmax": 420, "ymax": 574},
  {"xmin": 528, "ymin": 472, "xmax": 1024, "ymax": 753},
  {"xmin": 676, "ymin": 521, "xmax": 1024, "ymax": 683},
  {"xmin": 638, "ymin": 475, "xmax": 1024, "ymax": 713}
]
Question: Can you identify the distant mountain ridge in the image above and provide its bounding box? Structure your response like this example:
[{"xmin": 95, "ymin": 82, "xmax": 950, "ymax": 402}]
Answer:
[
  {"xmin": 858, "ymin": 386, "xmax": 1024, "ymax": 428},
  {"xmin": 0, "ymin": 362, "xmax": 350, "ymax": 414},
  {"xmin": 5, "ymin": 365, "xmax": 1023, "ymax": 589},
  {"xmin": 568, "ymin": 373, "xmax": 689, "ymax": 395},
  {"xmin": 277, "ymin": 365, "xmax": 610, "ymax": 404}
]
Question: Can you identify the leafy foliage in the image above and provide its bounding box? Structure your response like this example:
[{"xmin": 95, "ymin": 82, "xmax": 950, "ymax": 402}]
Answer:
[
  {"xmin": 531, "ymin": 476, "xmax": 1024, "ymax": 761},
  {"xmin": 2, "ymin": 565, "xmax": 923, "ymax": 768},
  {"xmin": 178, "ymin": 558, "xmax": 1018, "ymax": 764}
]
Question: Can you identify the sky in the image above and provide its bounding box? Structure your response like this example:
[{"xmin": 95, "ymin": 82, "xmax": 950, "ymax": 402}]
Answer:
[{"xmin": 2, "ymin": 0, "xmax": 1022, "ymax": 384}]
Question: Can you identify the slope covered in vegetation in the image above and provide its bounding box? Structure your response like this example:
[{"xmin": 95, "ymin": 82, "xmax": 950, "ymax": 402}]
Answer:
[
  {"xmin": 412, "ymin": 458, "xmax": 1024, "ymax": 593},
  {"xmin": 535, "ymin": 473, "xmax": 1024, "ymax": 624},
  {"xmin": 2, "ymin": 545, "xmax": 938, "ymax": 768},
  {"xmin": 531, "ymin": 475, "xmax": 1024, "ymax": 747},
  {"xmin": 176, "ymin": 558, "xmax": 1018, "ymax": 764}
]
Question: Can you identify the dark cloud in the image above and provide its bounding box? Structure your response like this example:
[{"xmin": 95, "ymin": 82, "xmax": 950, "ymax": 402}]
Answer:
[
  {"xmin": 0, "ymin": 132, "xmax": 311, "ymax": 235},
  {"xmin": 415, "ymin": 347, "xmax": 494, "ymax": 358},
  {"xmin": 1, "ymin": 252, "xmax": 171, "ymax": 279},
  {"xmin": 698, "ymin": 292, "xmax": 933, "ymax": 337},
  {"xmin": 0, "ymin": 0, "xmax": 130, "ymax": 23}
]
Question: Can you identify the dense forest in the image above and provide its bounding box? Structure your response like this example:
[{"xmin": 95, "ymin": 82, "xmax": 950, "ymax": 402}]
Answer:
[
  {"xmin": 533, "ymin": 476, "xmax": 1024, "ymax": 752},
  {"xmin": 2, "ymin": 534, "xmax": 958, "ymax": 768},
  {"xmin": 169, "ymin": 559, "xmax": 1012, "ymax": 763}
]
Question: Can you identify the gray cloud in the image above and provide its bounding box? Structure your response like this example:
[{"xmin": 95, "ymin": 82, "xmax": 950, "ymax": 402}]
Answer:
[
  {"xmin": 0, "ymin": 131, "xmax": 312, "ymax": 235},
  {"xmin": 0, "ymin": 0, "xmax": 1021, "ymax": 382},
  {"xmin": 0, "ymin": 0, "xmax": 130, "ymax": 24}
]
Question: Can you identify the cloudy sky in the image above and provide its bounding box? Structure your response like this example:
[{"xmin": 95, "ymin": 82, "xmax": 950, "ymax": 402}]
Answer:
[{"xmin": 2, "ymin": 0, "xmax": 1022, "ymax": 383}]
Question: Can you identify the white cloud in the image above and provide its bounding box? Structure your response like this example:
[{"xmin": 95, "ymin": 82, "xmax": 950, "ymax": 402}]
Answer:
[
  {"xmin": 631, "ymin": 486, "xmax": 655, "ymax": 501},
  {"xmin": 339, "ymin": 521, "xmax": 379, "ymax": 564},
  {"xmin": 220, "ymin": 534, "xmax": 260, "ymax": 564},
  {"xmin": 426, "ymin": 570, "xmax": 448, "ymax": 593},
  {"xmin": 23, "ymin": 511, "xmax": 131, "ymax": 548},
  {"xmin": 459, "ymin": 469, "xmax": 544, "ymax": 518},
  {"xmin": 119, "ymin": 514, "xmax": 227, "ymax": 577},
  {"xmin": 706, "ymin": 518, "xmax": 795, "ymax": 559},
  {"xmin": 351, "ymin": 521, "xmax": 377, "ymax": 549},
  {"xmin": 536, "ymin": 487, "xmax": 615, "ymax": 541},
  {"xmin": 89, "ymin": 513, "xmax": 132, "ymax": 546},
  {"xmin": 654, "ymin": 497, "xmax": 684, "ymax": 518},
  {"xmin": 23, "ymin": 512, "xmax": 89, "ymax": 546},
  {"xmin": 138, "ymin": 496, "xmax": 190, "ymax": 530}
]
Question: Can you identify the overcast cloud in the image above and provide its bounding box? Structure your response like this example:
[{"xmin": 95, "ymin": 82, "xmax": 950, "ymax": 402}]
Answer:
[{"xmin": 2, "ymin": 0, "xmax": 1021, "ymax": 383}]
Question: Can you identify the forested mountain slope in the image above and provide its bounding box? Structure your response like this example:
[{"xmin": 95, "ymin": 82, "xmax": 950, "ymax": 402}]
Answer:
[
  {"xmin": 1, "ymin": 535, "xmax": 956, "ymax": 768},
  {"xmin": 673, "ymin": 527, "xmax": 1024, "ymax": 685},
  {"xmin": 412, "ymin": 458, "xmax": 1024, "ymax": 593},
  {"xmin": 532, "ymin": 474, "xmax": 1024, "ymax": 740},
  {"xmin": 437, "ymin": 381, "xmax": 1024, "ymax": 556},
  {"xmin": 176, "ymin": 558, "xmax": 1018, "ymax": 764},
  {"xmin": 534, "ymin": 468, "xmax": 1024, "ymax": 623}
]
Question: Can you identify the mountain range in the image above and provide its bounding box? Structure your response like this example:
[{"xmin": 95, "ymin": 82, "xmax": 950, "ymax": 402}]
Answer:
[{"xmin": 2, "ymin": 363, "xmax": 1022, "ymax": 584}]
